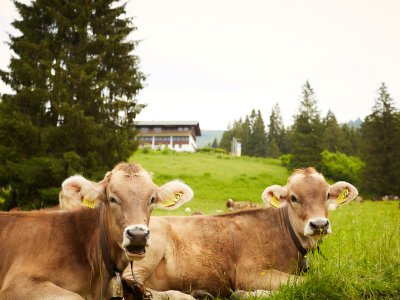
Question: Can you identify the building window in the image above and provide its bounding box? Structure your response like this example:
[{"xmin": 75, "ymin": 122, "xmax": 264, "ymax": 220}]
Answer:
[
  {"xmin": 155, "ymin": 136, "xmax": 170, "ymax": 142},
  {"xmin": 137, "ymin": 136, "xmax": 152, "ymax": 142},
  {"xmin": 154, "ymin": 127, "xmax": 162, "ymax": 132},
  {"xmin": 173, "ymin": 136, "xmax": 189, "ymax": 142}
]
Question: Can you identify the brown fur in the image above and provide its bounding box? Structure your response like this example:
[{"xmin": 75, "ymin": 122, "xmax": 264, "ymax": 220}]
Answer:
[{"xmin": 0, "ymin": 163, "xmax": 161, "ymax": 299}]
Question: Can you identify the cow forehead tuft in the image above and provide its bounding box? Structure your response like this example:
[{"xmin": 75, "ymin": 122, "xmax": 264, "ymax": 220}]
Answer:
[
  {"xmin": 288, "ymin": 168, "xmax": 325, "ymax": 184},
  {"xmin": 113, "ymin": 162, "xmax": 144, "ymax": 176}
]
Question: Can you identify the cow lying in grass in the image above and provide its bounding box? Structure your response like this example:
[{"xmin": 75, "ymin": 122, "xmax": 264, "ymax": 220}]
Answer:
[
  {"xmin": 60, "ymin": 167, "xmax": 358, "ymax": 299},
  {"xmin": 0, "ymin": 163, "xmax": 192, "ymax": 299}
]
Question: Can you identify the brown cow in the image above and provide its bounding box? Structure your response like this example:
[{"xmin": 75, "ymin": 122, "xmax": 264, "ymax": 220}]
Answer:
[
  {"xmin": 0, "ymin": 163, "xmax": 193, "ymax": 299},
  {"xmin": 60, "ymin": 167, "xmax": 358, "ymax": 299},
  {"xmin": 226, "ymin": 198, "xmax": 260, "ymax": 210}
]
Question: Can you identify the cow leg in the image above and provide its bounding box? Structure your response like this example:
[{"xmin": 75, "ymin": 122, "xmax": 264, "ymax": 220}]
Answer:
[
  {"xmin": 233, "ymin": 270, "xmax": 303, "ymax": 299},
  {"xmin": 0, "ymin": 279, "xmax": 84, "ymax": 300}
]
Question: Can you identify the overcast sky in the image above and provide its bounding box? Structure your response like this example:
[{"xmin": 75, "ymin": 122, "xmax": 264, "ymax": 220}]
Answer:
[{"xmin": 1, "ymin": 0, "xmax": 399, "ymax": 130}]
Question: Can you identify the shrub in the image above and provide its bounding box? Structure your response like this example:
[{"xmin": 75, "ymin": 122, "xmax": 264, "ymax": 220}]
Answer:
[
  {"xmin": 320, "ymin": 150, "xmax": 364, "ymax": 184},
  {"xmin": 198, "ymin": 147, "xmax": 227, "ymax": 154},
  {"xmin": 280, "ymin": 154, "xmax": 293, "ymax": 168}
]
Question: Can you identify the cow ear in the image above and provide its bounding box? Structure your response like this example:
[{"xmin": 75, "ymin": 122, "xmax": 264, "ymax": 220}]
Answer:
[
  {"xmin": 156, "ymin": 180, "xmax": 193, "ymax": 210},
  {"xmin": 329, "ymin": 181, "xmax": 358, "ymax": 205},
  {"xmin": 60, "ymin": 175, "xmax": 102, "ymax": 209},
  {"xmin": 261, "ymin": 185, "xmax": 287, "ymax": 208}
]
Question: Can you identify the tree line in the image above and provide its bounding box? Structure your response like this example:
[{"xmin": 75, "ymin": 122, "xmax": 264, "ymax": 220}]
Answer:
[{"xmin": 219, "ymin": 81, "xmax": 400, "ymax": 198}]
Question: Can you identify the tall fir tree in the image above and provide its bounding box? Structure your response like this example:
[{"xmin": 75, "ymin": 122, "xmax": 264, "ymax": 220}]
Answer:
[
  {"xmin": 240, "ymin": 116, "xmax": 253, "ymax": 156},
  {"xmin": 322, "ymin": 110, "xmax": 345, "ymax": 152},
  {"xmin": 360, "ymin": 83, "xmax": 400, "ymax": 196},
  {"xmin": 341, "ymin": 124, "xmax": 361, "ymax": 156},
  {"xmin": 289, "ymin": 81, "xmax": 324, "ymax": 169},
  {"xmin": 266, "ymin": 103, "xmax": 284, "ymax": 158},
  {"xmin": 219, "ymin": 120, "xmax": 243, "ymax": 153},
  {"xmin": 219, "ymin": 123, "xmax": 234, "ymax": 152},
  {"xmin": 0, "ymin": 0, "xmax": 144, "ymax": 209},
  {"xmin": 251, "ymin": 110, "xmax": 267, "ymax": 157},
  {"xmin": 219, "ymin": 109, "xmax": 267, "ymax": 157}
]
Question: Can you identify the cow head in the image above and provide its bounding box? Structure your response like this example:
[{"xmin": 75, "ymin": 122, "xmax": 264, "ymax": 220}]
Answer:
[
  {"xmin": 262, "ymin": 167, "xmax": 358, "ymax": 247},
  {"xmin": 60, "ymin": 162, "xmax": 193, "ymax": 260}
]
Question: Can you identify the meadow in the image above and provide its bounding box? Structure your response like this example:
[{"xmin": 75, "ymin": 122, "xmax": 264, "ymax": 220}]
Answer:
[{"xmin": 129, "ymin": 150, "xmax": 400, "ymax": 299}]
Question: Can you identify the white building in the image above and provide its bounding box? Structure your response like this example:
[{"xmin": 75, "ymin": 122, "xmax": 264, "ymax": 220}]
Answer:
[{"xmin": 135, "ymin": 121, "xmax": 201, "ymax": 152}]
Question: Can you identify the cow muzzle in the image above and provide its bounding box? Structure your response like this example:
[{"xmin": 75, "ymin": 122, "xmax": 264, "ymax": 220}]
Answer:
[
  {"xmin": 304, "ymin": 217, "xmax": 331, "ymax": 236},
  {"xmin": 122, "ymin": 224, "xmax": 150, "ymax": 260}
]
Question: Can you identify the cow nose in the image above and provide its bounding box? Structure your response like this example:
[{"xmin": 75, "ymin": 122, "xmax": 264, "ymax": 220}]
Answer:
[
  {"xmin": 309, "ymin": 219, "xmax": 329, "ymax": 231},
  {"xmin": 125, "ymin": 228, "xmax": 150, "ymax": 247}
]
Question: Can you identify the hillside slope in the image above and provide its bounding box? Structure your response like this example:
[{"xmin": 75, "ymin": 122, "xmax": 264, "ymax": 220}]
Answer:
[{"xmin": 129, "ymin": 150, "xmax": 290, "ymax": 215}]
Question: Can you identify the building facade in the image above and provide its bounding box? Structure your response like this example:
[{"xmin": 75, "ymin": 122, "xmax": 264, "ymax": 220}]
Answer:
[{"xmin": 135, "ymin": 121, "xmax": 201, "ymax": 152}]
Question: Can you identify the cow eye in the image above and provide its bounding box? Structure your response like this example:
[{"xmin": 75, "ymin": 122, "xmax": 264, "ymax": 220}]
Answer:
[
  {"xmin": 290, "ymin": 195, "xmax": 298, "ymax": 203},
  {"xmin": 149, "ymin": 196, "xmax": 157, "ymax": 205},
  {"xmin": 110, "ymin": 197, "xmax": 118, "ymax": 204},
  {"xmin": 327, "ymin": 193, "xmax": 331, "ymax": 200}
]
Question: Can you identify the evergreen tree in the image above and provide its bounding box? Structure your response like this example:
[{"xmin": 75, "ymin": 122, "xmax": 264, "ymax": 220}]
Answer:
[
  {"xmin": 322, "ymin": 110, "xmax": 345, "ymax": 152},
  {"xmin": 240, "ymin": 116, "xmax": 253, "ymax": 156},
  {"xmin": 219, "ymin": 120, "xmax": 243, "ymax": 153},
  {"xmin": 341, "ymin": 124, "xmax": 361, "ymax": 156},
  {"xmin": 360, "ymin": 83, "xmax": 400, "ymax": 196},
  {"xmin": 219, "ymin": 123, "xmax": 234, "ymax": 152},
  {"xmin": 251, "ymin": 110, "xmax": 267, "ymax": 157},
  {"xmin": 266, "ymin": 103, "xmax": 284, "ymax": 158},
  {"xmin": 289, "ymin": 81, "xmax": 324, "ymax": 169},
  {"xmin": 0, "ymin": 0, "xmax": 144, "ymax": 209}
]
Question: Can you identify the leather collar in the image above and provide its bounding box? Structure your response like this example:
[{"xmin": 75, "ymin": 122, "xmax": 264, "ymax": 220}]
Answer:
[
  {"xmin": 100, "ymin": 204, "xmax": 121, "ymax": 275},
  {"xmin": 283, "ymin": 205, "xmax": 308, "ymax": 257}
]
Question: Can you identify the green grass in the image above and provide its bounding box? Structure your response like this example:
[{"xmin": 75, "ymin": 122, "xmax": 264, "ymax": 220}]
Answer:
[
  {"xmin": 129, "ymin": 150, "xmax": 400, "ymax": 299},
  {"xmin": 129, "ymin": 150, "xmax": 290, "ymax": 215},
  {"xmin": 273, "ymin": 201, "xmax": 400, "ymax": 300}
]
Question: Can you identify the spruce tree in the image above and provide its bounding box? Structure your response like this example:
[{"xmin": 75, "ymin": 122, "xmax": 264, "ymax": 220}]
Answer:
[
  {"xmin": 341, "ymin": 124, "xmax": 361, "ymax": 156},
  {"xmin": 219, "ymin": 123, "xmax": 234, "ymax": 152},
  {"xmin": 252, "ymin": 110, "xmax": 267, "ymax": 157},
  {"xmin": 322, "ymin": 110, "xmax": 345, "ymax": 152},
  {"xmin": 0, "ymin": 0, "xmax": 144, "ymax": 209},
  {"xmin": 289, "ymin": 81, "xmax": 324, "ymax": 169},
  {"xmin": 360, "ymin": 83, "xmax": 400, "ymax": 196},
  {"xmin": 266, "ymin": 103, "xmax": 284, "ymax": 158},
  {"xmin": 240, "ymin": 117, "xmax": 253, "ymax": 156}
]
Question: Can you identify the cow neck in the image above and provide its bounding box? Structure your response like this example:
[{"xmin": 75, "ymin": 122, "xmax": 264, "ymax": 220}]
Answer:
[
  {"xmin": 282, "ymin": 205, "xmax": 308, "ymax": 257},
  {"xmin": 99, "ymin": 203, "xmax": 122, "ymax": 276}
]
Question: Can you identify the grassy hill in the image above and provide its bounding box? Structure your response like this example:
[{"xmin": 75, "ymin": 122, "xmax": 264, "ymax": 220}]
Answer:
[{"xmin": 129, "ymin": 150, "xmax": 290, "ymax": 215}]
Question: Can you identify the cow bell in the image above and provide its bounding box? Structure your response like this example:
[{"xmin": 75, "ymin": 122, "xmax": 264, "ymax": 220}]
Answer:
[{"xmin": 108, "ymin": 272, "xmax": 124, "ymax": 299}]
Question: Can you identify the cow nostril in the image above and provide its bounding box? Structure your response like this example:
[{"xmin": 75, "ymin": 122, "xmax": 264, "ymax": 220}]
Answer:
[
  {"xmin": 310, "ymin": 221, "xmax": 318, "ymax": 229},
  {"xmin": 125, "ymin": 228, "xmax": 149, "ymax": 248},
  {"xmin": 310, "ymin": 220, "xmax": 329, "ymax": 231},
  {"xmin": 126, "ymin": 229, "xmax": 135, "ymax": 238}
]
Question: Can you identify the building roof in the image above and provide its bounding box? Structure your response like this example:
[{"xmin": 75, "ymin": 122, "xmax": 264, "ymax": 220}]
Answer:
[{"xmin": 135, "ymin": 121, "xmax": 201, "ymax": 136}]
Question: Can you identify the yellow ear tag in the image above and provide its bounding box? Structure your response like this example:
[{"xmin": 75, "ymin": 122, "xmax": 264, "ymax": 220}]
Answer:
[
  {"xmin": 160, "ymin": 192, "xmax": 182, "ymax": 208},
  {"xmin": 82, "ymin": 198, "xmax": 96, "ymax": 209},
  {"xmin": 336, "ymin": 188, "xmax": 349, "ymax": 204},
  {"xmin": 270, "ymin": 195, "xmax": 280, "ymax": 208}
]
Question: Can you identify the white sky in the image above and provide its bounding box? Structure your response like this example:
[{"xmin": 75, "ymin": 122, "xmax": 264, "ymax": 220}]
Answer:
[{"xmin": 1, "ymin": 0, "xmax": 400, "ymax": 130}]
